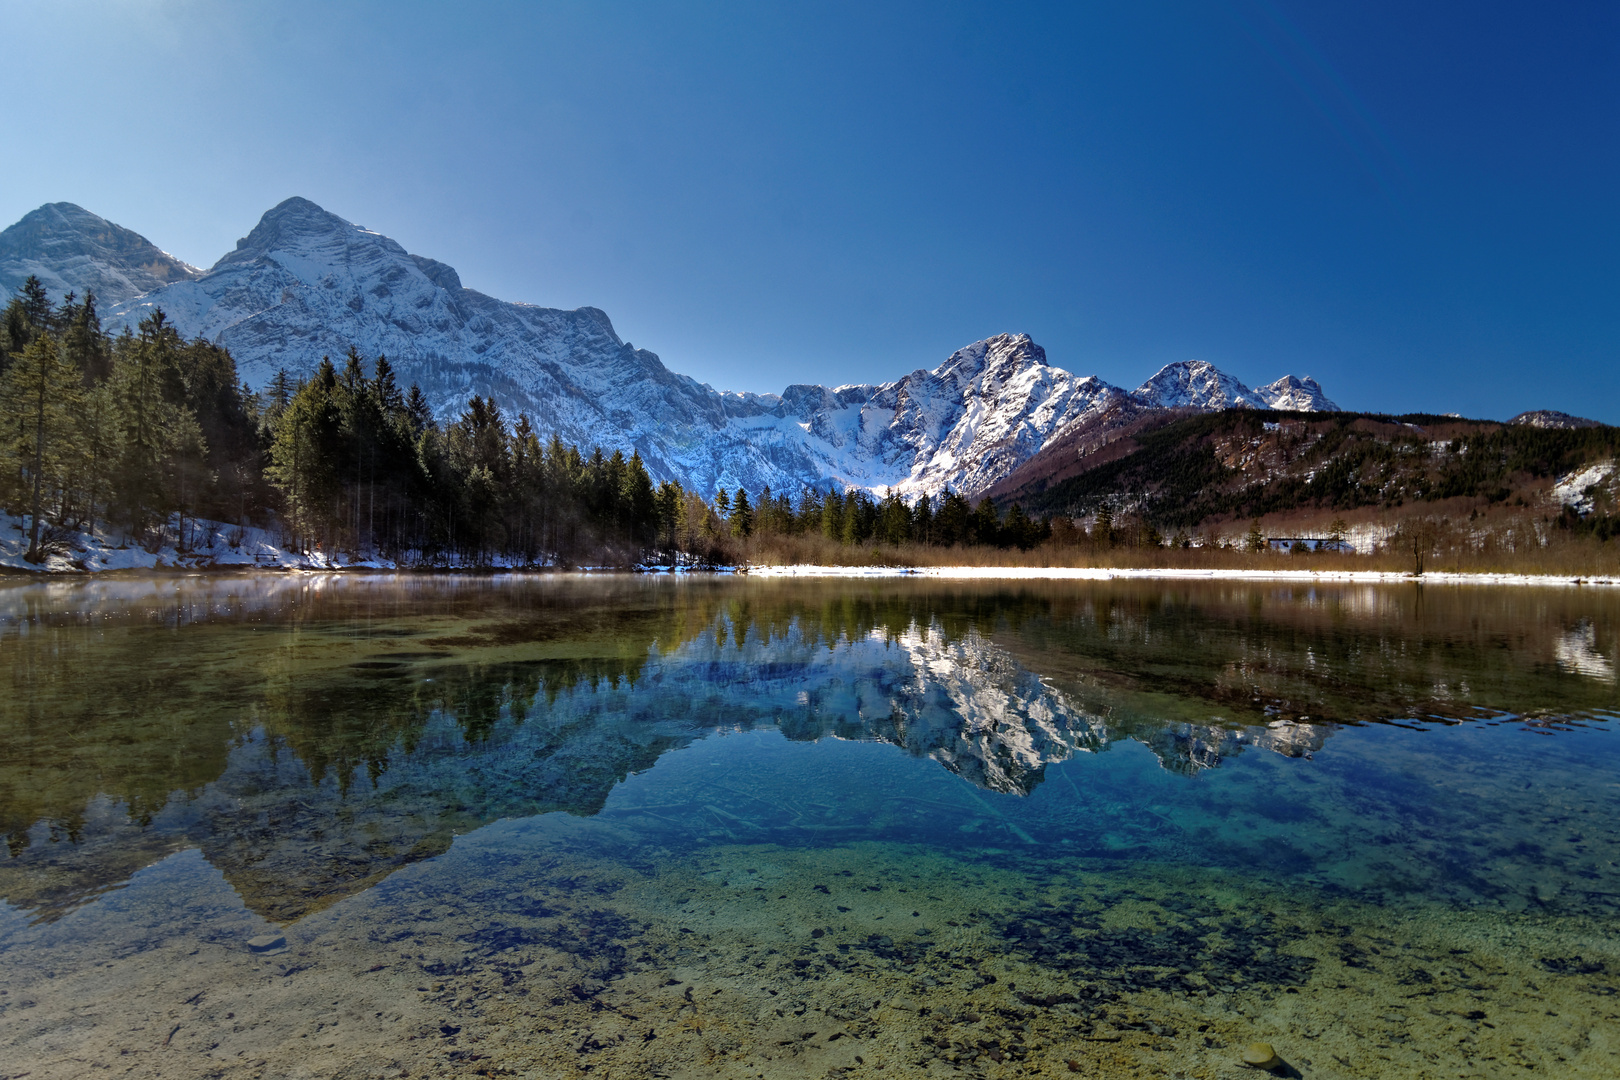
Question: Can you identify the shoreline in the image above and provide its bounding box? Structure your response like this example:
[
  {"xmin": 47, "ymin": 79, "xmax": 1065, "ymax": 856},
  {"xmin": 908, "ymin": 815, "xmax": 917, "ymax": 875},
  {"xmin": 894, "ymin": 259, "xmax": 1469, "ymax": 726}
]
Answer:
[
  {"xmin": 745, "ymin": 564, "xmax": 1620, "ymax": 587},
  {"xmin": 3, "ymin": 560, "xmax": 1618, "ymax": 588}
]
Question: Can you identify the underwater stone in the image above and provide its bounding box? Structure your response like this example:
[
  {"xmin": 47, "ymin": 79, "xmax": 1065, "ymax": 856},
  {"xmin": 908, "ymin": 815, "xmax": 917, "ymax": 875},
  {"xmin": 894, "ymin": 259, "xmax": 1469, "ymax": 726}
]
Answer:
[{"xmin": 1242, "ymin": 1042, "xmax": 1281, "ymax": 1070}]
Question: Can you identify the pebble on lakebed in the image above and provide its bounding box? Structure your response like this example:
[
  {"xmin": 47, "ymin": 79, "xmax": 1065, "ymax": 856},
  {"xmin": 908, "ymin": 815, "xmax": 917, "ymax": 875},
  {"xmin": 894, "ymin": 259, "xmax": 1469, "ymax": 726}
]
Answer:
[{"xmin": 1242, "ymin": 1041, "xmax": 1282, "ymax": 1070}]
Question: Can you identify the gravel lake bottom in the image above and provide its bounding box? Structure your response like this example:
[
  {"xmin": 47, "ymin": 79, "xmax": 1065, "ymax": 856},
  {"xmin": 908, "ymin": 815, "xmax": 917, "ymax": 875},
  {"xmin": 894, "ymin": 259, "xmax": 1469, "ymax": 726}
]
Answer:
[{"xmin": 1, "ymin": 574, "xmax": 1616, "ymax": 1079}]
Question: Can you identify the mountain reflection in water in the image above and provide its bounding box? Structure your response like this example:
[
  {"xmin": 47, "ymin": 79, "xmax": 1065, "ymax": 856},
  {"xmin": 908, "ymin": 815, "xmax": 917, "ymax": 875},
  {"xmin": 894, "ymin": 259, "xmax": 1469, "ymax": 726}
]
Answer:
[{"xmin": 0, "ymin": 575, "xmax": 1614, "ymax": 925}]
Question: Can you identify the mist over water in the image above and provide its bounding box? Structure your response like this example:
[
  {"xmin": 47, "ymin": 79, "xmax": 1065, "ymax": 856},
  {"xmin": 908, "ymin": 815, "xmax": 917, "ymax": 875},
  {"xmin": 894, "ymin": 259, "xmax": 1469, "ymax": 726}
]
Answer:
[{"xmin": 1, "ymin": 575, "xmax": 1617, "ymax": 1078}]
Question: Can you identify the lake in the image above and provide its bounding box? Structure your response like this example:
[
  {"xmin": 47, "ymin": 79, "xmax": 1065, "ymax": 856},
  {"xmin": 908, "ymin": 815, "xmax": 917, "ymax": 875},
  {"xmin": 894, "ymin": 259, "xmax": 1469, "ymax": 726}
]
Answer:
[{"xmin": 1, "ymin": 574, "xmax": 1617, "ymax": 1079}]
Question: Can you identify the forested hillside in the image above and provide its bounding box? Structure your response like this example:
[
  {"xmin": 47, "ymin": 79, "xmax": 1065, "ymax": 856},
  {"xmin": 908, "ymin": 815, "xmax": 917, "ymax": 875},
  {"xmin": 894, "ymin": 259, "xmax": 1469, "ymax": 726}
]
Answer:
[
  {"xmin": 0, "ymin": 277, "xmax": 1047, "ymax": 567},
  {"xmin": 994, "ymin": 408, "xmax": 1620, "ymax": 539}
]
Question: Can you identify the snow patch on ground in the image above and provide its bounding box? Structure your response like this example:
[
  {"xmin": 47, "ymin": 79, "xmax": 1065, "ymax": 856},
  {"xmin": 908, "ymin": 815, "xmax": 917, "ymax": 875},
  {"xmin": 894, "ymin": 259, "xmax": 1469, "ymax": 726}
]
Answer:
[
  {"xmin": 1553, "ymin": 461, "xmax": 1614, "ymax": 514},
  {"xmin": 0, "ymin": 514, "xmax": 574, "ymax": 574},
  {"xmin": 0, "ymin": 514, "xmax": 312, "ymax": 574}
]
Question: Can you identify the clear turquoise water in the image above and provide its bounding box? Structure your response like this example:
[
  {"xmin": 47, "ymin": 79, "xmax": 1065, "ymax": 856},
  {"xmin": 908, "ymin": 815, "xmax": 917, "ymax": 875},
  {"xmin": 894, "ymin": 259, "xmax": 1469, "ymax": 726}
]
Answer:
[{"xmin": 0, "ymin": 575, "xmax": 1616, "ymax": 1079}]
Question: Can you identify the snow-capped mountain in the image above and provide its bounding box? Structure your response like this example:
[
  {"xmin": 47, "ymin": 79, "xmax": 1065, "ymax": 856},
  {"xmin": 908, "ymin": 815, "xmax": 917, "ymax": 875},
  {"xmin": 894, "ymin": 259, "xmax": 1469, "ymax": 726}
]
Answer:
[
  {"xmin": 1130, "ymin": 361, "xmax": 1339, "ymax": 413},
  {"xmin": 763, "ymin": 334, "xmax": 1128, "ymax": 499},
  {"xmin": 9, "ymin": 197, "xmax": 1338, "ymax": 500},
  {"xmin": 1256, "ymin": 374, "xmax": 1339, "ymax": 411},
  {"xmin": 1132, "ymin": 359, "xmax": 1270, "ymax": 410},
  {"xmin": 0, "ymin": 202, "xmax": 200, "ymax": 305}
]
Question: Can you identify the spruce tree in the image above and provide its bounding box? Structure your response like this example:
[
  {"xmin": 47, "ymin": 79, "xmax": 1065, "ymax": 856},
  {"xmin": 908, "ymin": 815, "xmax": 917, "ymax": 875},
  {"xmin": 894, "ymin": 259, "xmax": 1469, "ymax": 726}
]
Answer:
[
  {"xmin": 267, "ymin": 359, "xmax": 343, "ymax": 550},
  {"xmin": 0, "ymin": 334, "xmax": 83, "ymax": 561},
  {"xmin": 912, "ymin": 493, "xmax": 934, "ymax": 544},
  {"xmin": 729, "ymin": 487, "xmax": 753, "ymax": 538},
  {"xmin": 60, "ymin": 291, "xmax": 111, "ymax": 385},
  {"xmin": 621, "ymin": 451, "xmax": 656, "ymax": 545},
  {"xmin": 372, "ymin": 356, "xmax": 404, "ymax": 413},
  {"xmin": 654, "ymin": 481, "xmax": 682, "ymax": 562},
  {"xmin": 1093, "ymin": 504, "xmax": 1114, "ymax": 547},
  {"xmin": 19, "ymin": 277, "xmax": 50, "ymax": 329},
  {"xmin": 821, "ymin": 489, "xmax": 843, "ymax": 542},
  {"xmin": 404, "ymin": 384, "xmax": 434, "ymax": 433},
  {"xmin": 971, "ymin": 498, "xmax": 1001, "ymax": 547},
  {"xmin": 267, "ymin": 369, "xmax": 293, "ymax": 415},
  {"xmin": 108, "ymin": 310, "xmax": 198, "ymax": 536}
]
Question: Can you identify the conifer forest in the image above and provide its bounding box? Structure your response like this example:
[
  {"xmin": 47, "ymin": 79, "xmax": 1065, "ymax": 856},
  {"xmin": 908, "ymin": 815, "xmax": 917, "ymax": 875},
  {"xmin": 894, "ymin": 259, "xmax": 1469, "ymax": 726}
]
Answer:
[{"xmin": 0, "ymin": 277, "xmax": 1044, "ymax": 566}]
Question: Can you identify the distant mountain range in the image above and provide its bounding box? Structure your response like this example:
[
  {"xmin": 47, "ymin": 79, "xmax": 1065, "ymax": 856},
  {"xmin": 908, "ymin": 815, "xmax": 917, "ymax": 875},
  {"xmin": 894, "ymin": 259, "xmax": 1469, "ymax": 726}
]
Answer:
[{"xmin": 1, "ymin": 197, "xmax": 1568, "ymax": 501}]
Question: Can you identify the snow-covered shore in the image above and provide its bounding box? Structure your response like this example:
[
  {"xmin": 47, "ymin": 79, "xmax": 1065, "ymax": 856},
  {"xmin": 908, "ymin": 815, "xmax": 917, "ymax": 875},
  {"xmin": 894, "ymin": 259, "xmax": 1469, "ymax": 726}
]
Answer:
[
  {"xmin": 4, "ymin": 513, "xmax": 1616, "ymax": 587},
  {"xmin": 0, "ymin": 513, "xmax": 538, "ymax": 575}
]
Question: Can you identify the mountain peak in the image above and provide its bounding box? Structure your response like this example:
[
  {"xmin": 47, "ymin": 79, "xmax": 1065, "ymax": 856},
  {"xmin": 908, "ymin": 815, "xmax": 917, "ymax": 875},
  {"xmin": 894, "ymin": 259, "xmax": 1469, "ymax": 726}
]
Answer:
[
  {"xmin": 933, "ymin": 333, "xmax": 1046, "ymax": 388},
  {"xmin": 214, "ymin": 196, "xmax": 404, "ymax": 271},
  {"xmin": 1133, "ymin": 360, "xmax": 1268, "ymax": 411},
  {"xmin": 1256, "ymin": 374, "xmax": 1339, "ymax": 412},
  {"xmin": 0, "ymin": 201, "xmax": 199, "ymax": 304}
]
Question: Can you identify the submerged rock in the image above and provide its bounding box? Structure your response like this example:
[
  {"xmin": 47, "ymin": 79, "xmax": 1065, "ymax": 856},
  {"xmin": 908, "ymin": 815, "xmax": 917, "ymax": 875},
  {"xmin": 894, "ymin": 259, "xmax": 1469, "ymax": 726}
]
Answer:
[{"xmin": 1242, "ymin": 1041, "xmax": 1281, "ymax": 1070}]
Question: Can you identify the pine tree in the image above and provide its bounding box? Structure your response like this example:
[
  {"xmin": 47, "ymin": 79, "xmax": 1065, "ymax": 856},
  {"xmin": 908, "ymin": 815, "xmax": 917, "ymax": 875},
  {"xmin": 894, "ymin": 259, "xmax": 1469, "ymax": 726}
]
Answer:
[
  {"xmin": 372, "ymin": 355, "xmax": 404, "ymax": 413},
  {"xmin": 821, "ymin": 489, "xmax": 844, "ymax": 542},
  {"xmin": 267, "ymin": 369, "xmax": 293, "ymax": 416},
  {"xmin": 971, "ymin": 498, "xmax": 1000, "ymax": 547},
  {"xmin": 877, "ymin": 492, "xmax": 911, "ymax": 545},
  {"xmin": 621, "ymin": 451, "xmax": 656, "ymax": 546},
  {"xmin": 59, "ymin": 291, "xmax": 111, "ymax": 384},
  {"xmin": 935, "ymin": 490, "xmax": 971, "ymax": 545},
  {"xmin": 267, "ymin": 358, "xmax": 343, "ymax": 550},
  {"xmin": 1003, "ymin": 504, "xmax": 1033, "ymax": 550},
  {"xmin": 1, "ymin": 277, "xmax": 52, "ymax": 378},
  {"xmin": 0, "ymin": 334, "xmax": 83, "ymax": 561},
  {"xmin": 18, "ymin": 277, "xmax": 51, "ymax": 332},
  {"xmin": 77, "ymin": 382, "xmax": 119, "ymax": 537},
  {"xmin": 654, "ymin": 481, "xmax": 683, "ymax": 562},
  {"xmin": 108, "ymin": 310, "xmax": 203, "ymax": 537},
  {"xmin": 1093, "ymin": 504, "xmax": 1114, "ymax": 547},
  {"xmin": 729, "ymin": 487, "xmax": 754, "ymax": 538},
  {"xmin": 841, "ymin": 492, "xmax": 875, "ymax": 546},
  {"xmin": 404, "ymin": 384, "xmax": 434, "ymax": 433},
  {"xmin": 1246, "ymin": 519, "xmax": 1266, "ymax": 553},
  {"xmin": 911, "ymin": 493, "xmax": 934, "ymax": 544}
]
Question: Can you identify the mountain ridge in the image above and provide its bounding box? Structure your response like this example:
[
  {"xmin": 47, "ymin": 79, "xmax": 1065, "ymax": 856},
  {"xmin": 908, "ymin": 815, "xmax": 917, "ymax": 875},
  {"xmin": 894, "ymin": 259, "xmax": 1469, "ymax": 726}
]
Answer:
[{"xmin": 15, "ymin": 197, "xmax": 1339, "ymax": 499}]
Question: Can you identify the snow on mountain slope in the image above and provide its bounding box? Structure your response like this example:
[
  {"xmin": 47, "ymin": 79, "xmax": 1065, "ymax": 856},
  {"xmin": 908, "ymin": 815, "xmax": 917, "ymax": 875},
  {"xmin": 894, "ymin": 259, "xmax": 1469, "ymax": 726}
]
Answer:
[
  {"xmin": 106, "ymin": 198, "xmax": 788, "ymax": 489},
  {"xmin": 1131, "ymin": 360, "xmax": 1272, "ymax": 410},
  {"xmin": 1132, "ymin": 361, "xmax": 1340, "ymax": 414},
  {"xmin": 832, "ymin": 334, "xmax": 1126, "ymax": 498},
  {"xmin": 1256, "ymin": 374, "xmax": 1339, "ymax": 411},
  {"xmin": 96, "ymin": 199, "xmax": 1125, "ymax": 498},
  {"xmin": 0, "ymin": 202, "xmax": 200, "ymax": 305},
  {"xmin": 4, "ymin": 196, "xmax": 1336, "ymax": 501}
]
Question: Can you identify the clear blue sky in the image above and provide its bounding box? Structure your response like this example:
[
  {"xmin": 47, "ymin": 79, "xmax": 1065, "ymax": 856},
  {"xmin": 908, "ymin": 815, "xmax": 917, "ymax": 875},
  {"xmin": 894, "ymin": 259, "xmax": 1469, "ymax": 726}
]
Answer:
[{"xmin": 2, "ymin": 1, "xmax": 1615, "ymax": 419}]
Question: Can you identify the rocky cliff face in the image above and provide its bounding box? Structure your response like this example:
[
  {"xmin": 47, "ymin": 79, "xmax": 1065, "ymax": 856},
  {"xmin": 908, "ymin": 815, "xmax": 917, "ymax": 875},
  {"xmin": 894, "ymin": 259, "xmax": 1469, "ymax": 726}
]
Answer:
[{"xmin": 11, "ymin": 197, "xmax": 1338, "ymax": 499}]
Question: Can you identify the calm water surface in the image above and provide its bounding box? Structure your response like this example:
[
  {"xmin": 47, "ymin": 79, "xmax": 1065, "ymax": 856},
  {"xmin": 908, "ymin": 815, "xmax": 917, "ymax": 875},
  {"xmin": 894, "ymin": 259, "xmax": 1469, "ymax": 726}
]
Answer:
[{"xmin": 1, "ymin": 574, "xmax": 1617, "ymax": 1079}]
